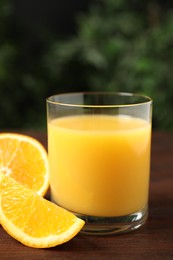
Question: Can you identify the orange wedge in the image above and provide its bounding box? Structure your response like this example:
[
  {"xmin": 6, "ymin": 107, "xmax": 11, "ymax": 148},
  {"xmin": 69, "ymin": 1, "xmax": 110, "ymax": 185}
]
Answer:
[
  {"xmin": 0, "ymin": 173, "xmax": 85, "ymax": 248},
  {"xmin": 0, "ymin": 133, "xmax": 49, "ymax": 196}
]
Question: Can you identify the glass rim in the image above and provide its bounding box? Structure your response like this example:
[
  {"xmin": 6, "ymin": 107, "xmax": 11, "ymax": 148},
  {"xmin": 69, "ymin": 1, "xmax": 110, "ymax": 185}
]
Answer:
[{"xmin": 46, "ymin": 91, "xmax": 152, "ymax": 108}]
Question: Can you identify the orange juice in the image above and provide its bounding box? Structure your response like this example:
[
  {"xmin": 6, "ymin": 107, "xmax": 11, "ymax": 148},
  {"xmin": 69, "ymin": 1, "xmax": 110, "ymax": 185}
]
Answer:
[{"xmin": 48, "ymin": 115, "xmax": 151, "ymax": 217}]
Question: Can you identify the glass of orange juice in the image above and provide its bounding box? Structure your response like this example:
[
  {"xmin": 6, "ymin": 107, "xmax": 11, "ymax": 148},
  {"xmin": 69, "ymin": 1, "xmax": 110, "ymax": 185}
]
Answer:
[{"xmin": 47, "ymin": 92, "xmax": 152, "ymax": 235}]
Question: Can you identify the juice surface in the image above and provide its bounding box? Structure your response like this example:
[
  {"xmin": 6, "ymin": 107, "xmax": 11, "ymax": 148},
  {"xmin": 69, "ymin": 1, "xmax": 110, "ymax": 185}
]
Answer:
[{"xmin": 48, "ymin": 115, "xmax": 151, "ymax": 217}]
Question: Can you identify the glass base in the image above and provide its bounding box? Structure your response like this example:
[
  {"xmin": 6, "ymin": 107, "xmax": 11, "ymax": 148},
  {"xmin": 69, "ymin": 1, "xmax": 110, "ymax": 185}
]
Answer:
[{"xmin": 75, "ymin": 206, "xmax": 148, "ymax": 235}]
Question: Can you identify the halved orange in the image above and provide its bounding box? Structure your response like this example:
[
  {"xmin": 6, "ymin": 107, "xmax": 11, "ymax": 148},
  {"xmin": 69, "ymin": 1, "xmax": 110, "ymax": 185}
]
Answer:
[
  {"xmin": 0, "ymin": 133, "xmax": 49, "ymax": 196},
  {"xmin": 0, "ymin": 172, "xmax": 85, "ymax": 248}
]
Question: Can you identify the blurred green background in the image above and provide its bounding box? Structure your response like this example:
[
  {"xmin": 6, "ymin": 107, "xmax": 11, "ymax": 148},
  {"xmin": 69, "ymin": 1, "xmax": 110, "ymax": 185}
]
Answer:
[{"xmin": 1, "ymin": 0, "xmax": 173, "ymax": 130}]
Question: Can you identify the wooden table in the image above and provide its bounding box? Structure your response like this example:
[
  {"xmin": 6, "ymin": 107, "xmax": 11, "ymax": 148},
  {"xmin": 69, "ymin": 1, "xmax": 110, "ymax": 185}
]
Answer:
[{"xmin": 0, "ymin": 132, "xmax": 173, "ymax": 259}]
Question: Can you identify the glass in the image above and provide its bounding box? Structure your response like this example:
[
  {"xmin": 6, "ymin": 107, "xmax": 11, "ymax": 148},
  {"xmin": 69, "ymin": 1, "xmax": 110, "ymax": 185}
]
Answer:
[{"xmin": 46, "ymin": 92, "xmax": 152, "ymax": 235}]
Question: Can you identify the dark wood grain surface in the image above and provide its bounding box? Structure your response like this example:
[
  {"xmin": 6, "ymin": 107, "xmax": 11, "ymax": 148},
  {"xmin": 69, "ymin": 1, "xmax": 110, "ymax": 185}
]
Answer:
[{"xmin": 0, "ymin": 131, "xmax": 173, "ymax": 260}]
